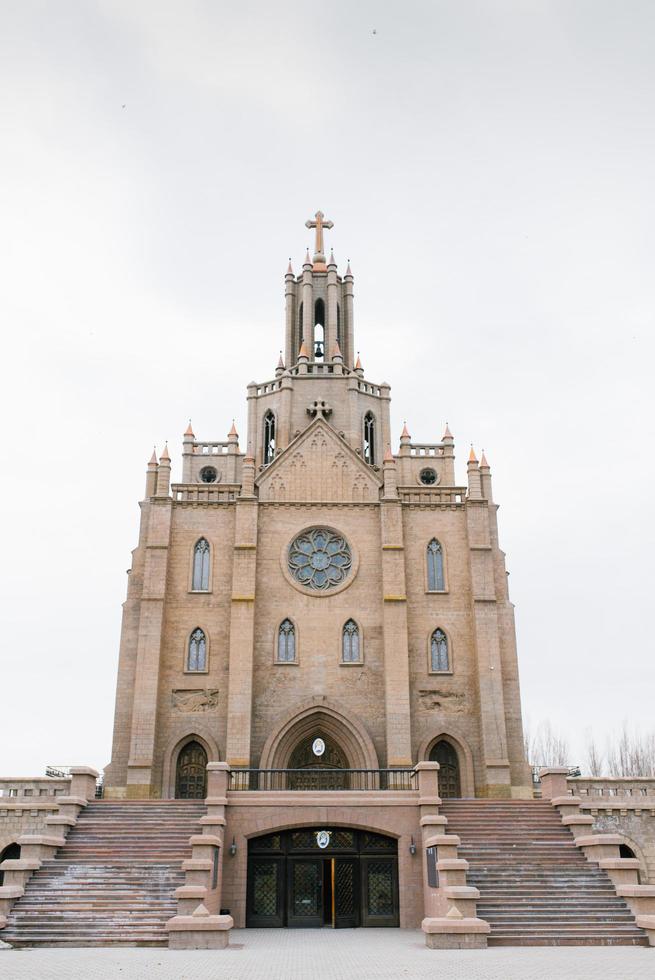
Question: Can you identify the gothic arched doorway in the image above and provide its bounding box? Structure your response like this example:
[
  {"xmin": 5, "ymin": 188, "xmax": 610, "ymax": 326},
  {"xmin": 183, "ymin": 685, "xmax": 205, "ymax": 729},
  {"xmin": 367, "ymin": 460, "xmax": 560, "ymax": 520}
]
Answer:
[
  {"xmin": 288, "ymin": 734, "xmax": 349, "ymax": 790},
  {"xmin": 429, "ymin": 739, "xmax": 461, "ymax": 798},
  {"xmin": 175, "ymin": 740, "xmax": 208, "ymax": 799}
]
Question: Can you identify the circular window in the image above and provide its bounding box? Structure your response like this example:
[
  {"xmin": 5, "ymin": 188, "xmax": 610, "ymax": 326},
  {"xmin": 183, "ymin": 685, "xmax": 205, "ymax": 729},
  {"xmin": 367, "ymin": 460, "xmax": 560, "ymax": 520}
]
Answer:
[
  {"xmin": 419, "ymin": 467, "xmax": 438, "ymax": 486},
  {"xmin": 199, "ymin": 466, "xmax": 218, "ymax": 483},
  {"xmin": 288, "ymin": 528, "xmax": 352, "ymax": 592}
]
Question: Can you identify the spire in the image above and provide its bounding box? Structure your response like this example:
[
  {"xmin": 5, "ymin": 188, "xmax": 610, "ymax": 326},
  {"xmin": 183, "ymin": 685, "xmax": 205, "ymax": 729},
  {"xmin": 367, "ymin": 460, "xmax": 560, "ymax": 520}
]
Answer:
[
  {"xmin": 298, "ymin": 339, "xmax": 309, "ymax": 359},
  {"xmin": 303, "ymin": 248, "xmax": 312, "ymax": 268},
  {"xmin": 401, "ymin": 422, "xmax": 411, "ymax": 441},
  {"xmin": 345, "ymin": 260, "xmax": 353, "ymax": 278},
  {"xmin": 184, "ymin": 420, "xmax": 194, "ymax": 438},
  {"xmin": 480, "ymin": 451, "xmax": 489, "ymax": 468},
  {"xmin": 277, "ymin": 352, "xmax": 285, "ymax": 370},
  {"xmin": 286, "ymin": 258, "xmax": 294, "ymax": 276},
  {"xmin": 149, "ymin": 447, "xmax": 158, "ymax": 466},
  {"xmin": 383, "ymin": 444, "xmax": 394, "ymax": 463},
  {"xmin": 468, "ymin": 445, "xmax": 478, "ymax": 463},
  {"xmin": 328, "ymin": 248, "xmax": 337, "ymax": 268},
  {"xmin": 160, "ymin": 442, "xmax": 170, "ymax": 462},
  {"xmin": 228, "ymin": 420, "xmax": 238, "ymax": 438},
  {"xmin": 355, "ymin": 353, "xmax": 363, "ymax": 371},
  {"xmin": 332, "ymin": 339, "xmax": 342, "ymax": 359},
  {"xmin": 442, "ymin": 423, "xmax": 453, "ymax": 441}
]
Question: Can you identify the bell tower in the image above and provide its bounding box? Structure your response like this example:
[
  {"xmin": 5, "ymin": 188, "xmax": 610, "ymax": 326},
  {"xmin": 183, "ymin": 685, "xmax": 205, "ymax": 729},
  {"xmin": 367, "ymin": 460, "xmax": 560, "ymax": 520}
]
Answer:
[{"xmin": 284, "ymin": 211, "xmax": 355, "ymax": 369}]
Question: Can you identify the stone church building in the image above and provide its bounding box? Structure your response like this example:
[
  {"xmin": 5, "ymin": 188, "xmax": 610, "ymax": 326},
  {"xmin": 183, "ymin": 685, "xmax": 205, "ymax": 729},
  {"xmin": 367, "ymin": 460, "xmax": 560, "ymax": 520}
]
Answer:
[
  {"xmin": 105, "ymin": 211, "xmax": 530, "ymax": 804},
  {"xmin": 1, "ymin": 214, "xmax": 653, "ymax": 949}
]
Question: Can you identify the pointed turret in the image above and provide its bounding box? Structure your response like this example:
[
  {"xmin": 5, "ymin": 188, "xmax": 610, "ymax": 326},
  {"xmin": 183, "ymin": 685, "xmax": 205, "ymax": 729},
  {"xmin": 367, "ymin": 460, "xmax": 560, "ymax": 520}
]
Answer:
[
  {"xmin": 354, "ymin": 353, "xmax": 364, "ymax": 377},
  {"xmin": 345, "ymin": 261, "xmax": 353, "ymax": 278},
  {"xmin": 145, "ymin": 447, "xmax": 158, "ymax": 497},
  {"xmin": 286, "ymin": 259, "xmax": 294, "ymax": 277},
  {"xmin": 184, "ymin": 421, "xmax": 194, "ymax": 438},
  {"xmin": 328, "ymin": 248, "xmax": 337, "ymax": 269},
  {"xmin": 479, "ymin": 450, "xmax": 493, "ymax": 502},
  {"xmin": 156, "ymin": 443, "xmax": 171, "ymax": 497},
  {"xmin": 275, "ymin": 352, "xmax": 285, "ymax": 377},
  {"xmin": 442, "ymin": 423, "xmax": 453, "ymax": 441},
  {"xmin": 303, "ymin": 248, "xmax": 312, "ymax": 269},
  {"xmin": 401, "ymin": 422, "xmax": 411, "ymax": 441},
  {"xmin": 467, "ymin": 445, "xmax": 482, "ymax": 500},
  {"xmin": 228, "ymin": 420, "xmax": 239, "ymax": 439},
  {"xmin": 382, "ymin": 443, "xmax": 398, "ymax": 498}
]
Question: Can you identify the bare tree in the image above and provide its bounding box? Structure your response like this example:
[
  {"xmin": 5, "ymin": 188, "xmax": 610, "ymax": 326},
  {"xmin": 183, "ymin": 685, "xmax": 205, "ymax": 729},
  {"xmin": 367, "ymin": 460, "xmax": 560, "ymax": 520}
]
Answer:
[
  {"xmin": 524, "ymin": 720, "xmax": 570, "ymax": 768},
  {"xmin": 584, "ymin": 729, "xmax": 604, "ymax": 776},
  {"xmin": 606, "ymin": 723, "xmax": 655, "ymax": 777}
]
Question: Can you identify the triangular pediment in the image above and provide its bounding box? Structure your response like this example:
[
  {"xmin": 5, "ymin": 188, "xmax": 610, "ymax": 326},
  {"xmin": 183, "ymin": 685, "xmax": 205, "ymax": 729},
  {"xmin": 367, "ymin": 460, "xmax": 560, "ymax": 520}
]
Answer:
[{"xmin": 257, "ymin": 418, "xmax": 381, "ymax": 503}]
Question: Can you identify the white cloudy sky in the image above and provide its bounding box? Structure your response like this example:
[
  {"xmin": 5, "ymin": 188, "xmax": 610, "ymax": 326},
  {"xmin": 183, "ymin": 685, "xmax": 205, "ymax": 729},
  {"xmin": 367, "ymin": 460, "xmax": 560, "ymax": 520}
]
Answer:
[{"xmin": 1, "ymin": 1, "xmax": 653, "ymax": 775}]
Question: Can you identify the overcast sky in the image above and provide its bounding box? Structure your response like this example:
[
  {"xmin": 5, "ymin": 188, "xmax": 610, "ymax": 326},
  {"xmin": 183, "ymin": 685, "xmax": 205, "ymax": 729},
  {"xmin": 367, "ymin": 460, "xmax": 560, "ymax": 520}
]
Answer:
[{"xmin": 1, "ymin": 1, "xmax": 654, "ymax": 775}]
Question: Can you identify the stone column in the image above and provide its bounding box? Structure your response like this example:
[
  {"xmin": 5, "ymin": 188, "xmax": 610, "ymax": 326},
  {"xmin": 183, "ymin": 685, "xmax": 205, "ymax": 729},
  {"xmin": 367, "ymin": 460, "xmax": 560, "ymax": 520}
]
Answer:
[
  {"xmin": 225, "ymin": 460, "xmax": 258, "ymax": 767},
  {"xmin": 126, "ymin": 497, "xmax": 172, "ymax": 797},
  {"xmin": 380, "ymin": 454, "xmax": 413, "ymax": 766},
  {"xmin": 302, "ymin": 254, "xmax": 313, "ymax": 355},
  {"xmin": 284, "ymin": 263, "xmax": 295, "ymax": 366},
  {"xmin": 344, "ymin": 264, "xmax": 354, "ymax": 368},
  {"xmin": 326, "ymin": 253, "xmax": 338, "ymax": 359}
]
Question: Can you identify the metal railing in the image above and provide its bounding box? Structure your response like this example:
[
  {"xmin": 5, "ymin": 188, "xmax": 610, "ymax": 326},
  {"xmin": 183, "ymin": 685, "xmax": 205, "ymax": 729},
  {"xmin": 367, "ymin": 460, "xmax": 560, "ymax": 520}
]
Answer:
[{"xmin": 229, "ymin": 768, "xmax": 416, "ymax": 792}]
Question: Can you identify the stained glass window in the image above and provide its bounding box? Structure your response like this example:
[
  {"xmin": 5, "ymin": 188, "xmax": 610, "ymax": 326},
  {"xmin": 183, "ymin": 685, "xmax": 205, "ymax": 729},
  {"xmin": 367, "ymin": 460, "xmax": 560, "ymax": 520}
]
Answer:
[
  {"xmin": 192, "ymin": 538, "xmax": 210, "ymax": 591},
  {"xmin": 277, "ymin": 619, "xmax": 296, "ymax": 662},
  {"xmin": 427, "ymin": 538, "xmax": 445, "ymax": 591},
  {"xmin": 288, "ymin": 528, "xmax": 352, "ymax": 591},
  {"xmin": 363, "ymin": 412, "xmax": 376, "ymax": 464},
  {"xmin": 187, "ymin": 628, "xmax": 207, "ymax": 671},
  {"xmin": 342, "ymin": 619, "xmax": 360, "ymax": 662},
  {"xmin": 430, "ymin": 628, "xmax": 449, "ymax": 672}
]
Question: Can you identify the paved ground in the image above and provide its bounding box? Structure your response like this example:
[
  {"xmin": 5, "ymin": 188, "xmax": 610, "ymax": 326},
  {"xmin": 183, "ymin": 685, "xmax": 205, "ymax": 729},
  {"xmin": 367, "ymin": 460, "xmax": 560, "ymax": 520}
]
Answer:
[{"xmin": 1, "ymin": 930, "xmax": 653, "ymax": 980}]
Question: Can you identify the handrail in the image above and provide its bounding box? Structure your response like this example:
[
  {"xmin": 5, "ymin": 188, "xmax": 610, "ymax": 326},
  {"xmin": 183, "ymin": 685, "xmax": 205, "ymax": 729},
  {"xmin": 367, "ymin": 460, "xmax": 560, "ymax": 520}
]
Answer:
[{"xmin": 229, "ymin": 768, "xmax": 416, "ymax": 791}]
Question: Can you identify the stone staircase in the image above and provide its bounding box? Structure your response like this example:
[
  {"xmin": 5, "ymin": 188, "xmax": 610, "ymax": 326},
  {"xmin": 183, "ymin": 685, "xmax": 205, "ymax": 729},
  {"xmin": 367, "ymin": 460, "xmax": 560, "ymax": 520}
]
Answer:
[
  {"xmin": 1, "ymin": 800, "xmax": 204, "ymax": 947},
  {"xmin": 441, "ymin": 799, "xmax": 648, "ymax": 946}
]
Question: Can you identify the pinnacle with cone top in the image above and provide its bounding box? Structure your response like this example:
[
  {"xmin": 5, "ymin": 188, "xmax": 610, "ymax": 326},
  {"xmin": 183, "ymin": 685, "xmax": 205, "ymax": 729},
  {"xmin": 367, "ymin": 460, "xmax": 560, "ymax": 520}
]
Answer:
[
  {"xmin": 332, "ymin": 339, "xmax": 342, "ymax": 359},
  {"xmin": 383, "ymin": 444, "xmax": 394, "ymax": 463},
  {"xmin": 148, "ymin": 448, "xmax": 158, "ymax": 466},
  {"xmin": 468, "ymin": 445, "xmax": 478, "ymax": 463},
  {"xmin": 328, "ymin": 248, "xmax": 336, "ymax": 267},
  {"xmin": 442, "ymin": 423, "xmax": 453, "ymax": 440},
  {"xmin": 228, "ymin": 420, "xmax": 238, "ymax": 438},
  {"xmin": 298, "ymin": 339, "xmax": 309, "ymax": 359},
  {"xmin": 286, "ymin": 258, "xmax": 294, "ymax": 276},
  {"xmin": 480, "ymin": 451, "xmax": 489, "ymax": 468},
  {"xmin": 160, "ymin": 443, "xmax": 170, "ymax": 462},
  {"xmin": 355, "ymin": 353, "xmax": 363, "ymax": 371},
  {"xmin": 345, "ymin": 260, "xmax": 353, "ymax": 277},
  {"xmin": 304, "ymin": 248, "xmax": 312, "ymax": 267},
  {"xmin": 184, "ymin": 420, "xmax": 194, "ymax": 438},
  {"xmin": 401, "ymin": 422, "xmax": 411, "ymax": 440},
  {"xmin": 277, "ymin": 352, "xmax": 285, "ymax": 369}
]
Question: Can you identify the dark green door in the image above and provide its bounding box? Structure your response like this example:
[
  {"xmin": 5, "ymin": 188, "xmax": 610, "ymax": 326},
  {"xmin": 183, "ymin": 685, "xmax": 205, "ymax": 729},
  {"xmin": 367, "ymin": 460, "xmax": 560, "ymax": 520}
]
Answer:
[
  {"xmin": 361, "ymin": 856, "xmax": 399, "ymax": 927},
  {"xmin": 334, "ymin": 858, "xmax": 359, "ymax": 928},
  {"xmin": 288, "ymin": 859, "xmax": 323, "ymax": 927},
  {"xmin": 246, "ymin": 858, "xmax": 284, "ymax": 927}
]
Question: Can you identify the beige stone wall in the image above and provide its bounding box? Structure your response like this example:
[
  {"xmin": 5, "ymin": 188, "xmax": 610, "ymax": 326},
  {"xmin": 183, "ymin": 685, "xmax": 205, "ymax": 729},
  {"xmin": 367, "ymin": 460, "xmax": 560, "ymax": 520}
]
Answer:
[
  {"xmin": 222, "ymin": 794, "xmax": 423, "ymax": 928},
  {"xmin": 0, "ymin": 779, "xmax": 70, "ymax": 854}
]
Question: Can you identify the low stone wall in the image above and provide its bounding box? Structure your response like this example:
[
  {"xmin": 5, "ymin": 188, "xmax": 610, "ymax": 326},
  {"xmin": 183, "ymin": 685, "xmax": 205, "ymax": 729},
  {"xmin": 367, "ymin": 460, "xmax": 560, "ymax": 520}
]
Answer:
[
  {"xmin": 0, "ymin": 778, "xmax": 71, "ymax": 856},
  {"xmin": 566, "ymin": 779, "xmax": 655, "ymax": 886}
]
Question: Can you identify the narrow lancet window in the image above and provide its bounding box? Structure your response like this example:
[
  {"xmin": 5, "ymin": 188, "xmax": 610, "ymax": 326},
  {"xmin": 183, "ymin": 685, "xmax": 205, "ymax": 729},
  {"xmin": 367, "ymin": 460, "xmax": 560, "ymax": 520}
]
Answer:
[
  {"xmin": 363, "ymin": 412, "xmax": 376, "ymax": 464},
  {"xmin": 314, "ymin": 298, "xmax": 325, "ymax": 359},
  {"xmin": 342, "ymin": 619, "xmax": 360, "ymax": 663},
  {"xmin": 277, "ymin": 619, "xmax": 296, "ymax": 662},
  {"xmin": 427, "ymin": 538, "xmax": 445, "ymax": 591},
  {"xmin": 263, "ymin": 411, "xmax": 276, "ymax": 464},
  {"xmin": 187, "ymin": 628, "xmax": 207, "ymax": 671},
  {"xmin": 431, "ymin": 628, "xmax": 449, "ymax": 672},
  {"xmin": 192, "ymin": 538, "xmax": 210, "ymax": 591}
]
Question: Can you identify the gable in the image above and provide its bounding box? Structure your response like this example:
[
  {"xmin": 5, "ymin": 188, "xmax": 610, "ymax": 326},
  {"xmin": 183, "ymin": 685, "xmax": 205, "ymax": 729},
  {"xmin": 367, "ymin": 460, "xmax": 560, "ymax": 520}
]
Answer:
[{"xmin": 257, "ymin": 419, "xmax": 381, "ymax": 504}]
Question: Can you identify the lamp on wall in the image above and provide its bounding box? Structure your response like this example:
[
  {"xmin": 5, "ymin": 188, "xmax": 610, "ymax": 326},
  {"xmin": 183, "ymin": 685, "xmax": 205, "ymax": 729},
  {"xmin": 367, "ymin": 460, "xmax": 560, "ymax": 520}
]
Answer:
[
  {"xmin": 229, "ymin": 837, "xmax": 237, "ymax": 857},
  {"xmin": 409, "ymin": 836, "xmax": 417, "ymax": 856}
]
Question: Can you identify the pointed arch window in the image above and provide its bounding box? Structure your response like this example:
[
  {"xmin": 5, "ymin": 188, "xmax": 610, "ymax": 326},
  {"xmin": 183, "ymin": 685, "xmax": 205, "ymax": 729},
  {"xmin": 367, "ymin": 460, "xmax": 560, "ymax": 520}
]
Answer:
[
  {"xmin": 427, "ymin": 538, "xmax": 445, "ymax": 591},
  {"xmin": 337, "ymin": 303, "xmax": 341, "ymax": 345},
  {"xmin": 263, "ymin": 411, "xmax": 276, "ymax": 465},
  {"xmin": 192, "ymin": 538, "xmax": 210, "ymax": 591},
  {"xmin": 277, "ymin": 619, "xmax": 296, "ymax": 662},
  {"xmin": 342, "ymin": 619, "xmax": 361, "ymax": 663},
  {"xmin": 430, "ymin": 628, "xmax": 449, "ymax": 672},
  {"xmin": 314, "ymin": 298, "xmax": 325, "ymax": 359},
  {"xmin": 363, "ymin": 412, "xmax": 376, "ymax": 465},
  {"xmin": 298, "ymin": 302, "xmax": 303, "ymax": 358},
  {"xmin": 187, "ymin": 628, "xmax": 207, "ymax": 672}
]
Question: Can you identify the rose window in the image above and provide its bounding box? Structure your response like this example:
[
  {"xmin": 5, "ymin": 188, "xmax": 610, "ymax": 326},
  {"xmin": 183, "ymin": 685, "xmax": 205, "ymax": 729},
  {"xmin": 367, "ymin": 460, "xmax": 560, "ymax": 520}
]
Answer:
[{"xmin": 288, "ymin": 528, "xmax": 352, "ymax": 591}]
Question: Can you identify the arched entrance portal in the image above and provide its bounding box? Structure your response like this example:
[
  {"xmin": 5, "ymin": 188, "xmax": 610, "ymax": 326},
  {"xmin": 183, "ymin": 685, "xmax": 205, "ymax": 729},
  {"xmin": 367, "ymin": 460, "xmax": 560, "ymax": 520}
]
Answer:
[
  {"xmin": 429, "ymin": 739, "xmax": 461, "ymax": 798},
  {"xmin": 175, "ymin": 740, "xmax": 208, "ymax": 799},
  {"xmin": 247, "ymin": 828, "xmax": 399, "ymax": 929},
  {"xmin": 0, "ymin": 843, "xmax": 20, "ymax": 886},
  {"xmin": 288, "ymin": 734, "xmax": 348, "ymax": 790}
]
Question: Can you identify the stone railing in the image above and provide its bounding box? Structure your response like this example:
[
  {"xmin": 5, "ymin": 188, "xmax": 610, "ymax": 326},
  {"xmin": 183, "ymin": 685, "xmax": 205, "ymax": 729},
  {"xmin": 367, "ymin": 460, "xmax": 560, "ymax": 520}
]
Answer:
[
  {"xmin": 568, "ymin": 777, "xmax": 655, "ymax": 803},
  {"xmin": 0, "ymin": 777, "xmax": 71, "ymax": 800},
  {"xmin": 408, "ymin": 444, "xmax": 445, "ymax": 458},
  {"xmin": 192, "ymin": 442, "xmax": 231, "ymax": 456},
  {"xmin": 398, "ymin": 487, "xmax": 466, "ymax": 507},
  {"xmin": 171, "ymin": 484, "xmax": 240, "ymax": 504}
]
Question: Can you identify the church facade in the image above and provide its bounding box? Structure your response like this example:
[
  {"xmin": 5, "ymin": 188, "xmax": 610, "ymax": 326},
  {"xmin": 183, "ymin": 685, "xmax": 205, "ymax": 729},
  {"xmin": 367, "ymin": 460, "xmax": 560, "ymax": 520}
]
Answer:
[{"xmin": 105, "ymin": 212, "xmax": 531, "ymax": 805}]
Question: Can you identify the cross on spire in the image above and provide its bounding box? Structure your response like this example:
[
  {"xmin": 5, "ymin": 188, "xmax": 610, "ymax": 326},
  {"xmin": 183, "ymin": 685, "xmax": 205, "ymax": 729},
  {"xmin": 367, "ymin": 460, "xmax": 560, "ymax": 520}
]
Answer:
[{"xmin": 305, "ymin": 210, "xmax": 334, "ymax": 262}]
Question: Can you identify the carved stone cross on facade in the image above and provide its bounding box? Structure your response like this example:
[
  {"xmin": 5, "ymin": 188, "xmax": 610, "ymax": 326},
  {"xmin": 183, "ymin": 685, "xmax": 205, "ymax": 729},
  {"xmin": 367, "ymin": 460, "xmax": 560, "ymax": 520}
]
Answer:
[
  {"xmin": 307, "ymin": 399, "xmax": 333, "ymax": 419},
  {"xmin": 305, "ymin": 210, "xmax": 333, "ymax": 261}
]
